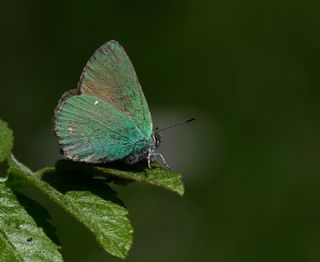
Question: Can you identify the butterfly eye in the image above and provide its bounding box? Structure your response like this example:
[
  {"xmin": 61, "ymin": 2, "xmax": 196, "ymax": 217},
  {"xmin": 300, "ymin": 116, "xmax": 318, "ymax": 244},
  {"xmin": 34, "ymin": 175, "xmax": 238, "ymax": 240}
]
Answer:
[{"xmin": 154, "ymin": 133, "xmax": 161, "ymax": 148}]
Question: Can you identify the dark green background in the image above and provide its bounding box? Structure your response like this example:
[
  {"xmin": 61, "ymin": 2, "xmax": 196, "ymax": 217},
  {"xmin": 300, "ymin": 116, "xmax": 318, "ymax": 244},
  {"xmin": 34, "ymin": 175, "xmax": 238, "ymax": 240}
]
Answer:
[{"xmin": 1, "ymin": 0, "xmax": 320, "ymax": 261}]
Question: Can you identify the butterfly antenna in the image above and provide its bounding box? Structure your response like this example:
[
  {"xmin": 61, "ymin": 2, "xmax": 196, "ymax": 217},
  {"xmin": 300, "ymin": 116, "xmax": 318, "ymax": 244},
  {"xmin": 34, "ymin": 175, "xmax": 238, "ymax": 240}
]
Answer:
[{"xmin": 156, "ymin": 118, "xmax": 196, "ymax": 133}]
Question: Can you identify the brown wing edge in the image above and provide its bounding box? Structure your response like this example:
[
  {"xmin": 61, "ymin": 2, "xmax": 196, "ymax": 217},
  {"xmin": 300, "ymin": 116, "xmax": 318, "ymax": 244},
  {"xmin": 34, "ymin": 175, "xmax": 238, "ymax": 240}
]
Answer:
[
  {"xmin": 53, "ymin": 89, "xmax": 119, "ymax": 164},
  {"xmin": 53, "ymin": 88, "xmax": 80, "ymax": 160},
  {"xmin": 76, "ymin": 40, "xmax": 130, "ymax": 95},
  {"xmin": 75, "ymin": 40, "xmax": 152, "ymax": 130}
]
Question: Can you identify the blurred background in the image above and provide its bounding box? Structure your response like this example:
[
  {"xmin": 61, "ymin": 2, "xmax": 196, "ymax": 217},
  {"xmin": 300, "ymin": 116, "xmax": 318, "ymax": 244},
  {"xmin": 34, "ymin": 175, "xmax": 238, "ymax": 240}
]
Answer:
[{"xmin": 1, "ymin": 0, "xmax": 320, "ymax": 261}]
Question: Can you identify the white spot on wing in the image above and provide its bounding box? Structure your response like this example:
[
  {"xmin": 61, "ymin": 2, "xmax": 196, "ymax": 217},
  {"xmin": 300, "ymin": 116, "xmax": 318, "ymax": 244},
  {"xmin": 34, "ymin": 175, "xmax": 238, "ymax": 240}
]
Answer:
[
  {"xmin": 94, "ymin": 100, "xmax": 99, "ymax": 105},
  {"xmin": 68, "ymin": 127, "xmax": 74, "ymax": 134}
]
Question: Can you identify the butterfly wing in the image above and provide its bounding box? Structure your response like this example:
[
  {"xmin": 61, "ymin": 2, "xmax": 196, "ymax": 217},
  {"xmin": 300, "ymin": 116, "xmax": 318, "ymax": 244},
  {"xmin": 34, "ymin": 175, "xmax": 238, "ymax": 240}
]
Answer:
[
  {"xmin": 55, "ymin": 95, "xmax": 149, "ymax": 163},
  {"xmin": 78, "ymin": 40, "xmax": 152, "ymax": 140}
]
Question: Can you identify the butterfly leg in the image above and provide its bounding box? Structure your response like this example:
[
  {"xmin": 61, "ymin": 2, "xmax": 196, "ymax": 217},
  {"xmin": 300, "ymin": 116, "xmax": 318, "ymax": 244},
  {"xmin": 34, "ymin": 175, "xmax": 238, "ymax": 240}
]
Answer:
[
  {"xmin": 147, "ymin": 149, "xmax": 152, "ymax": 169},
  {"xmin": 153, "ymin": 153, "xmax": 171, "ymax": 170}
]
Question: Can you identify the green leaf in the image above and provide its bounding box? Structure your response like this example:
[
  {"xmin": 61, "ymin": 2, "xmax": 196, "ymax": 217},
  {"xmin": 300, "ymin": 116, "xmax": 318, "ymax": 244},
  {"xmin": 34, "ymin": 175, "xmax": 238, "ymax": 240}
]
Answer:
[
  {"xmin": 8, "ymin": 155, "xmax": 133, "ymax": 259},
  {"xmin": 0, "ymin": 182, "xmax": 62, "ymax": 262},
  {"xmin": 55, "ymin": 160, "xmax": 185, "ymax": 196},
  {"xmin": 0, "ymin": 119, "xmax": 13, "ymax": 162},
  {"xmin": 0, "ymin": 233, "xmax": 21, "ymax": 262}
]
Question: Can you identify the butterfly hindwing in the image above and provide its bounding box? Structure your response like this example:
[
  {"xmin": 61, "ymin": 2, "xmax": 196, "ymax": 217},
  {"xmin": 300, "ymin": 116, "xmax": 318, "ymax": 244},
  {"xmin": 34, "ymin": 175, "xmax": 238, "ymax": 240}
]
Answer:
[
  {"xmin": 78, "ymin": 40, "xmax": 152, "ymax": 140},
  {"xmin": 55, "ymin": 95, "xmax": 149, "ymax": 163}
]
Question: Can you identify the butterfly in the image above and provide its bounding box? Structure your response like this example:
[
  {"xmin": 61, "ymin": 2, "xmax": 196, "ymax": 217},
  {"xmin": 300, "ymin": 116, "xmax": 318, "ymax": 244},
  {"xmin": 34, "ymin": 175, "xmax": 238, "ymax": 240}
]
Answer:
[{"xmin": 54, "ymin": 40, "xmax": 173, "ymax": 169}]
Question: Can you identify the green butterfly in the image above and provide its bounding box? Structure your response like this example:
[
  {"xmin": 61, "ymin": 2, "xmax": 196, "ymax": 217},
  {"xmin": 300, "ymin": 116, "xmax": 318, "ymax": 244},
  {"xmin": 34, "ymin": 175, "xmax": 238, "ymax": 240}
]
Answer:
[{"xmin": 54, "ymin": 40, "xmax": 169, "ymax": 168}]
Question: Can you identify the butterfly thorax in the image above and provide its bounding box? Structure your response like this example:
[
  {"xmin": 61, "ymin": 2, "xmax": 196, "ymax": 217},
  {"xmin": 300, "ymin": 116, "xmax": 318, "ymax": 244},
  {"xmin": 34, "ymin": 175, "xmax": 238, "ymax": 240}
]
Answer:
[{"xmin": 123, "ymin": 133, "xmax": 161, "ymax": 165}]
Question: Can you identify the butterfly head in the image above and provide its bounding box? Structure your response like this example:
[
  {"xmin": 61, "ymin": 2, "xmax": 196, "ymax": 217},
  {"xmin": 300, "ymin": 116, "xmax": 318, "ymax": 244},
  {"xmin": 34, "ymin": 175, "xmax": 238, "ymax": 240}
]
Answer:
[
  {"xmin": 123, "ymin": 118, "xmax": 195, "ymax": 169},
  {"xmin": 153, "ymin": 128, "xmax": 161, "ymax": 148}
]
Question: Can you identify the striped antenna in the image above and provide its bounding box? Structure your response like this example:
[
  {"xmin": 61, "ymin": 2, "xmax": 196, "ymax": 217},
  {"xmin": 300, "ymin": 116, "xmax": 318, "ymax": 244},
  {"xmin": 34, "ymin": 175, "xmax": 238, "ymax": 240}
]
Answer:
[{"xmin": 156, "ymin": 118, "xmax": 195, "ymax": 133}]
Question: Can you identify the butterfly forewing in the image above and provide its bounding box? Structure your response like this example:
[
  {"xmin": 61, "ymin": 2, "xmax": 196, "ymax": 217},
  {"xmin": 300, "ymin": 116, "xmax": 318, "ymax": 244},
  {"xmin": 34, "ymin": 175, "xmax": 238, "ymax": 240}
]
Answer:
[
  {"xmin": 55, "ymin": 95, "xmax": 149, "ymax": 163},
  {"xmin": 78, "ymin": 40, "xmax": 152, "ymax": 139}
]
